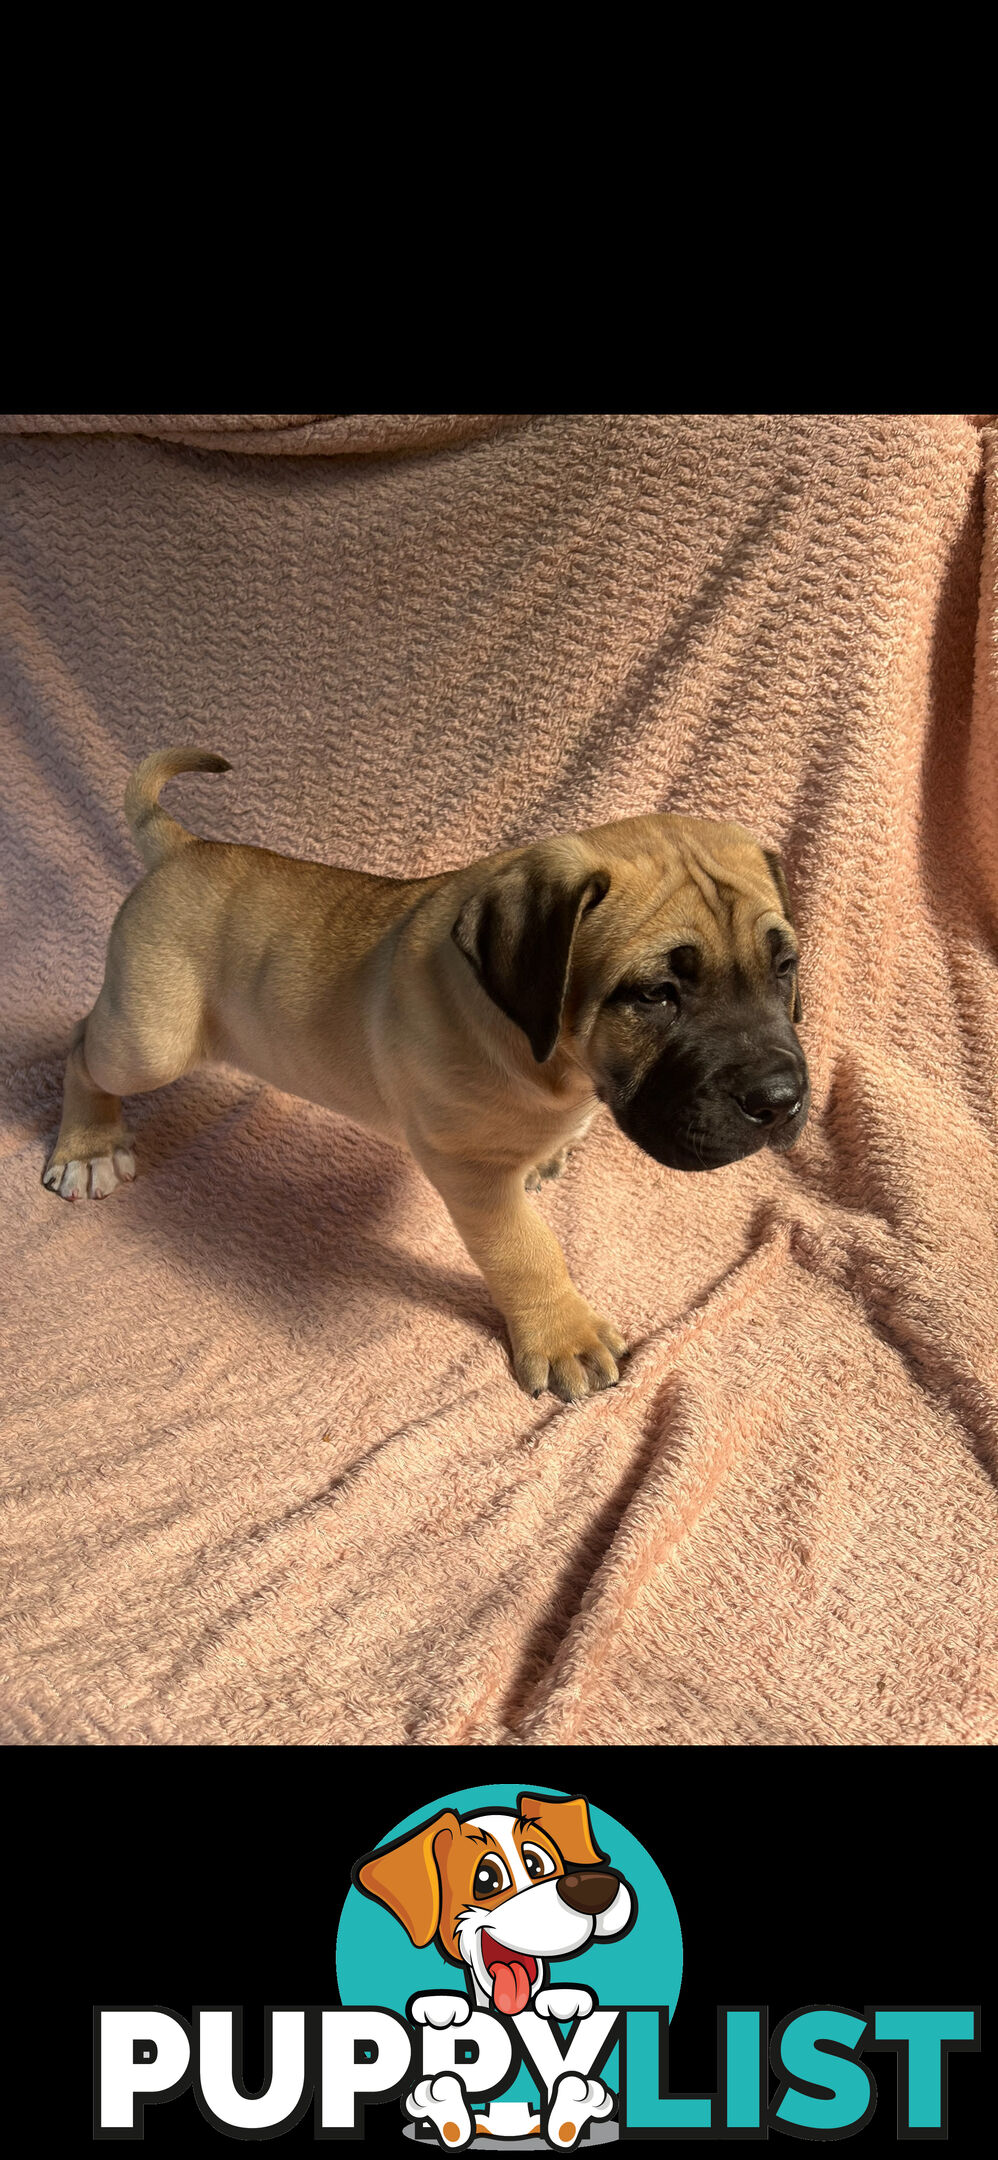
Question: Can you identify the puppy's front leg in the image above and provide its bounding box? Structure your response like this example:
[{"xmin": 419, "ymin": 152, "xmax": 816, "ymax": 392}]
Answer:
[{"xmin": 413, "ymin": 1146, "xmax": 625, "ymax": 1402}]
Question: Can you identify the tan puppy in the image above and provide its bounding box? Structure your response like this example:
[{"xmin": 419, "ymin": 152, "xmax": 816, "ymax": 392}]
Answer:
[{"xmin": 43, "ymin": 750, "xmax": 808, "ymax": 1400}]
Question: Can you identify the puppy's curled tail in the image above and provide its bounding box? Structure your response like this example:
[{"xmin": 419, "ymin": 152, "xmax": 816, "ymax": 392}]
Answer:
[{"xmin": 124, "ymin": 748, "xmax": 231, "ymax": 868}]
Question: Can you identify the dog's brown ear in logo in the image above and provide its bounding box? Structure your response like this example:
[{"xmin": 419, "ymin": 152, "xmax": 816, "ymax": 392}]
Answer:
[
  {"xmin": 518, "ymin": 1791, "xmax": 607, "ymax": 1868},
  {"xmin": 762, "ymin": 846, "xmax": 803, "ymax": 1024},
  {"xmin": 355, "ymin": 1810, "xmax": 460, "ymax": 1947},
  {"xmin": 452, "ymin": 852, "xmax": 611, "ymax": 1065}
]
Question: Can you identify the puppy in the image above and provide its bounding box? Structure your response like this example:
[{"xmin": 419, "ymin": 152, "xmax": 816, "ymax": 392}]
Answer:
[
  {"xmin": 44, "ymin": 750, "xmax": 808, "ymax": 1399},
  {"xmin": 355, "ymin": 1791, "xmax": 634, "ymax": 2144}
]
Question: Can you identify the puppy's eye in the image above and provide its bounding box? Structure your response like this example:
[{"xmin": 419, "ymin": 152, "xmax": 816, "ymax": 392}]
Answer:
[
  {"xmin": 521, "ymin": 1844, "xmax": 557, "ymax": 1882},
  {"xmin": 473, "ymin": 1856, "xmax": 511, "ymax": 1898},
  {"xmin": 774, "ymin": 952, "xmax": 797, "ymax": 979},
  {"xmin": 634, "ymin": 981, "xmax": 680, "ymax": 1008}
]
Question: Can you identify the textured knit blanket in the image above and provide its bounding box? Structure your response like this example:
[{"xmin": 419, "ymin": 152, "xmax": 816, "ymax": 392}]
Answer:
[{"xmin": 2, "ymin": 412, "xmax": 996, "ymax": 1745}]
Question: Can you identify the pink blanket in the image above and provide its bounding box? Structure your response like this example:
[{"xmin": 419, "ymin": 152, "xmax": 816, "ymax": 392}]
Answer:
[{"xmin": 2, "ymin": 412, "xmax": 996, "ymax": 1744}]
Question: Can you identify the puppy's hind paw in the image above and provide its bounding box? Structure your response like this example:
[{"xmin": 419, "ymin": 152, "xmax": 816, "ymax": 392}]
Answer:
[
  {"xmin": 546, "ymin": 2072, "xmax": 615, "ymax": 2148},
  {"xmin": 42, "ymin": 1147, "xmax": 136, "ymax": 1201},
  {"xmin": 405, "ymin": 2074, "xmax": 473, "ymax": 2148},
  {"xmin": 524, "ymin": 1147, "xmax": 570, "ymax": 1193}
]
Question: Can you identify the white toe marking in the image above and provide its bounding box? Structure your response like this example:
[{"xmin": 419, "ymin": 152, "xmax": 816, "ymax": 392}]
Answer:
[{"xmin": 46, "ymin": 1150, "xmax": 137, "ymax": 1200}]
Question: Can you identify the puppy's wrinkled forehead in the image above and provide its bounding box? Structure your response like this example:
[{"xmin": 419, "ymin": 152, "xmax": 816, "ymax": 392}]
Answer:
[{"xmin": 582, "ymin": 818, "xmax": 790, "ymax": 986}]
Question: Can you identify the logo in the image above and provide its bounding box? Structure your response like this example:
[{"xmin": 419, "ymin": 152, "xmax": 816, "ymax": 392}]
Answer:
[{"xmin": 94, "ymin": 1784, "xmax": 980, "ymax": 2144}]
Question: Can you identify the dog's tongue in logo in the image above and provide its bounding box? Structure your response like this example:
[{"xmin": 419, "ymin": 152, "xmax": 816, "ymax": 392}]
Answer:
[{"xmin": 481, "ymin": 1930, "xmax": 538, "ymax": 2015}]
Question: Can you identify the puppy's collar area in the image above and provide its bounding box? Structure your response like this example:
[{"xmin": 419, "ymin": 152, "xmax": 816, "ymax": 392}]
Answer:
[{"xmin": 480, "ymin": 1928, "xmax": 538, "ymax": 2015}]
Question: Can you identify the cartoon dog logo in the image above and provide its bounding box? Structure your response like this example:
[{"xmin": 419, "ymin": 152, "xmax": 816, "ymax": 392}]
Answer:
[{"xmin": 353, "ymin": 1791, "xmax": 636, "ymax": 2146}]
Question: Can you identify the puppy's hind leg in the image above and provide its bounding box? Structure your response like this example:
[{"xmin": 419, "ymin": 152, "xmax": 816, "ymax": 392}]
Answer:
[
  {"xmin": 524, "ymin": 1111, "xmax": 597, "ymax": 1192},
  {"xmin": 42, "ymin": 1016, "xmax": 135, "ymax": 1200},
  {"xmin": 524, "ymin": 1146, "xmax": 570, "ymax": 1193},
  {"xmin": 42, "ymin": 986, "xmax": 201, "ymax": 1201}
]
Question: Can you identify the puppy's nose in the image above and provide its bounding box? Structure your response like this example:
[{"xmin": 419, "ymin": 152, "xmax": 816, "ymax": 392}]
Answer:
[
  {"xmin": 732, "ymin": 1068, "xmax": 803, "ymax": 1128},
  {"xmin": 556, "ymin": 1870, "xmax": 619, "ymax": 1915}
]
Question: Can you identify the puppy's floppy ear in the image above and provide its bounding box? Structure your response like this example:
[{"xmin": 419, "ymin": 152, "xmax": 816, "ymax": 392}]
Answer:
[
  {"xmin": 762, "ymin": 846, "xmax": 803, "ymax": 1024},
  {"xmin": 517, "ymin": 1792, "xmax": 608, "ymax": 1868},
  {"xmin": 353, "ymin": 1809, "xmax": 460, "ymax": 1947},
  {"xmin": 453, "ymin": 852, "xmax": 610, "ymax": 1064}
]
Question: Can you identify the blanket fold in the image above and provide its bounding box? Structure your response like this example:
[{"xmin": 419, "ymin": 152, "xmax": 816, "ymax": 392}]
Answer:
[{"xmin": 0, "ymin": 413, "xmax": 532, "ymax": 456}]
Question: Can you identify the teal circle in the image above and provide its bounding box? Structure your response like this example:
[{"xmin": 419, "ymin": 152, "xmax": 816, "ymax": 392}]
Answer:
[{"xmin": 335, "ymin": 1783, "xmax": 682, "ymax": 2109}]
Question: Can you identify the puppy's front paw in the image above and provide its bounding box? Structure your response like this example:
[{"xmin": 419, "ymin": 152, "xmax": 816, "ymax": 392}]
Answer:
[
  {"xmin": 533, "ymin": 1985, "xmax": 596, "ymax": 2022},
  {"xmin": 512, "ymin": 1297, "xmax": 627, "ymax": 1403},
  {"xmin": 409, "ymin": 1994, "xmax": 472, "ymax": 2029},
  {"xmin": 42, "ymin": 1147, "xmax": 136, "ymax": 1201}
]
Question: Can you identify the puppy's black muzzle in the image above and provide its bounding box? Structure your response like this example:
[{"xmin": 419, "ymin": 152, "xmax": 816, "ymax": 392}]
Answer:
[
  {"xmin": 729, "ymin": 1053, "xmax": 804, "ymax": 1131},
  {"xmin": 611, "ymin": 1022, "xmax": 810, "ymax": 1172}
]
